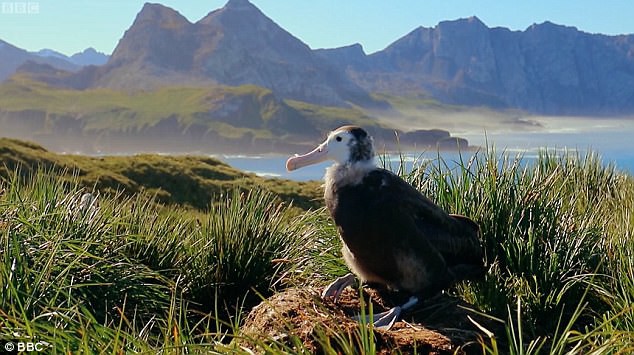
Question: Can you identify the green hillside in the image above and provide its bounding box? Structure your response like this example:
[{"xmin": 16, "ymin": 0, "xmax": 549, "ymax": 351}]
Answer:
[
  {"xmin": 0, "ymin": 77, "xmax": 386, "ymax": 154},
  {"xmin": 0, "ymin": 138, "xmax": 322, "ymax": 210}
]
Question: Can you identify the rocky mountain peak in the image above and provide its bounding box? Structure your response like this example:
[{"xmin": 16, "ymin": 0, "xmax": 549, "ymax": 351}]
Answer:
[
  {"xmin": 76, "ymin": 47, "xmax": 98, "ymax": 56},
  {"xmin": 528, "ymin": 21, "xmax": 578, "ymax": 33},
  {"xmin": 224, "ymin": 0, "xmax": 256, "ymax": 10},
  {"xmin": 466, "ymin": 16, "xmax": 484, "ymax": 24},
  {"xmin": 198, "ymin": 0, "xmax": 263, "ymax": 26},
  {"xmin": 36, "ymin": 48, "xmax": 67, "ymax": 59},
  {"xmin": 191, "ymin": 0, "xmax": 376, "ymax": 106},
  {"xmin": 70, "ymin": 47, "xmax": 109, "ymax": 66},
  {"xmin": 436, "ymin": 16, "xmax": 488, "ymax": 35},
  {"xmin": 106, "ymin": 2, "xmax": 197, "ymax": 73},
  {"xmin": 50, "ymin": 1, "xmax": 376, "ymax": 107},
  {"xmin": 439, "ymin": 16, "xmax": 485, "ymax": 28},
  {"xmin": 134, "ymin": 2, "xmax": 190, "ymax": 28}
]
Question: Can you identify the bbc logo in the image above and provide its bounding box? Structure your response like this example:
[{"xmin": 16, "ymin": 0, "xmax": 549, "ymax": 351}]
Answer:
[
  {"xmin": 1, "ymin": 2, "xmax": 40, "ymax": 15},
  {"xmin": 2, "ymin": 340, "xmax": 50, "ymax": 352}
]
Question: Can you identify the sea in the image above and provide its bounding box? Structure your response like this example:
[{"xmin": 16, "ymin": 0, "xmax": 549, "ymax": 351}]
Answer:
[{"xmin": 216, "ymin": 130, "xmax": 634, "ymax": 181}]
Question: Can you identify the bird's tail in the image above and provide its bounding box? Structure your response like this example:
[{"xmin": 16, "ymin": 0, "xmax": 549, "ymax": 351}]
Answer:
[{"xmin": 449, "ymin": 263, "xmax": 486, "ymax": 282}]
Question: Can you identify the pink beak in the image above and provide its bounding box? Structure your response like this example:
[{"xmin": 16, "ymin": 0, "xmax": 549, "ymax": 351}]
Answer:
[{"xmin": 286, "ymin": 143, "xmax": 329, "ymax": 171}]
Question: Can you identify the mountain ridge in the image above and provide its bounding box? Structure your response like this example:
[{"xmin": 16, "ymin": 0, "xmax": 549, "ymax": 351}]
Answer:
[
  {"xmin": 320, "ymin": 16, "xmax": 634, "ymax": 114},
  {"xmin": 0, "ymin": 40, "xmax": 80, "ymax": 81},
  {"xmin": 35, "ymin": 0, "xmax": 381, "ymax": 109},
  {"xmin": 0, "ymin": 40, "xmax": 110, "ymax": 82},
  {"xmin": 2, "ymin": 1, "xmax": 634, "ymax": 116}
]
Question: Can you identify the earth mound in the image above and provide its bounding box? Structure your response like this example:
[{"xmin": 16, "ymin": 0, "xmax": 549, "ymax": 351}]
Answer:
[{"xmin": 240, "ymin": 286, "xmax": 502, "ymax": 354}]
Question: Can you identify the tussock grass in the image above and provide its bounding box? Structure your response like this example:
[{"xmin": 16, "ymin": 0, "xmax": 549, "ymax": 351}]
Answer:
[
  {"xmin": 1, "ymin": 146, "xmax": 633, "ymax": 353},
  {"xmin": 0, "ymin": 170, "xmax": 171, "ymax": 352},
  {"xmin": 391, "ymin": 148, "xmax": 634, "ymax": 352},
  {"xmin": 0, "ymin": 168, "xmax": 311, "ymax": 352}
]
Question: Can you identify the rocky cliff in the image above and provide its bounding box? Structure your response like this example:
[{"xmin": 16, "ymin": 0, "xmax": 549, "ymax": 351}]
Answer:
[
  {"xmin": 319, "ymin": 17, "xmax": 634, "ymax": 115},
  {"xmin": 44, "ymin": 0, "xmax": 380, "ymax": 108}
]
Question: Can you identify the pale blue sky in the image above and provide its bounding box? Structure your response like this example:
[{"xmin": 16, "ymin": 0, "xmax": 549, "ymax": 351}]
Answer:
[{"xmin": 1, "ymin": 0, "xmax": 633, "ymax": 56}]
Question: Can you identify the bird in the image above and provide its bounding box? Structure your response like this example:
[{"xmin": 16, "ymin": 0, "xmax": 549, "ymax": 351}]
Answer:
[{"xmin": 286, "ymin": 125, "xmax": 485, "ymax": 329}]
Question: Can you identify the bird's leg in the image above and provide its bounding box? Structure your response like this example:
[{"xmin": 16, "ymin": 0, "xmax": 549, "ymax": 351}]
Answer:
[
  {"xmin": 321, "ymin": 273, "xmax": 357, "ymax": 301},
  {"xmin": 354, "ymin": 296, "xmax": 419, "ymax": 330}
]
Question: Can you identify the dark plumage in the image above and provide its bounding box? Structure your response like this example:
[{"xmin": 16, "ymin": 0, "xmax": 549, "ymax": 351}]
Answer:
[
  {"xmin": 287, "ymin": 125, "xmax": 484, "ymax": 305},
  {"xmin": 327, "ymin": 168, "xmax": 484, "ymax": 297}
]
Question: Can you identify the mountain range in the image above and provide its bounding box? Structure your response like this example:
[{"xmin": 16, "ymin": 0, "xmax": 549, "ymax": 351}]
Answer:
[
  {"xmin": 8, "ymin": 0, "xmax": 378, "ymax": 108},
  {"xmin": 319, "ymin": 17, "xmax": 634, "ymax": 114},
  {"xmin": 0, "ymin": 40, "xmax": 109, "ymax": 81},
  {"xmin": 36, "ymin": 48, "xmax": 109, "ymax": 67},
  {"xmin": 1, "ymin": 0, "xmax": 634, "ymax": 155},
  {"xmin": 3, "ymin": 0, "xmax": 633, "ymax": 115}
]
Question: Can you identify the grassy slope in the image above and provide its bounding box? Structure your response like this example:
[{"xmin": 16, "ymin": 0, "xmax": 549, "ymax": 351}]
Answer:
[
  {"xmin": 0, "ymin": 138, "xmax": 322, "ymax": 211},
  {"xmin": 286, "ymin": 99, "xmax": 387, "ymax": 131},
  {"xmin": 0, "ymin": 77, "xmax": 381, "ymax": 141}
]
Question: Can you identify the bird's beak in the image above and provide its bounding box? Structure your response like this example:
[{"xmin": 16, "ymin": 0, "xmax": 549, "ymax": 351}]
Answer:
[{"xmin": 286, "ymin": 143, "xmax": 329, "ymax": 171}]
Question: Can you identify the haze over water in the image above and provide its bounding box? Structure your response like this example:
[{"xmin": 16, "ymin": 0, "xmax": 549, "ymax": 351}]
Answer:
[{"xmin": 220, "ymin": 117, "xmax": 634, "ymax": 181}]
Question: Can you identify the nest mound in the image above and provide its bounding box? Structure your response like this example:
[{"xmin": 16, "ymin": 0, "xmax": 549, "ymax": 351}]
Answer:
[{"xmin": 240, "ymin": 287, "xmax": 502, "ymax": 354}]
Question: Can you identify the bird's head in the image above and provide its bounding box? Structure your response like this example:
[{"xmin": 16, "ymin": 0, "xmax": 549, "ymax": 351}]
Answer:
[{"xmin": 286, "ymin": 125, "xmax": 375, "ymax": 171}]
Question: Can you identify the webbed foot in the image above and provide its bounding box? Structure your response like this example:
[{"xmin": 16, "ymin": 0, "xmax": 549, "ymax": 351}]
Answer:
[
  {"xmin": 355, "ymin": 296, "xmax": 419, "ymax": 330},
  {"xmin": 321, "ymin": 273, "xmax": 357, "ymax": 301}
]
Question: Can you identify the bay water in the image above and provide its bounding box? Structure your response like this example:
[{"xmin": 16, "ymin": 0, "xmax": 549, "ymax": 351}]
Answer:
[{"xmin": 217, "ymin": 131, "xmax": 634, "ymax": 181}]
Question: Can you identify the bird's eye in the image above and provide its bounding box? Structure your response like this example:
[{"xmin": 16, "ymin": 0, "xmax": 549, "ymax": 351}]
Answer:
[{"xmin": 335, "ymin": 136, "xmax": 342, "ymax": 142}]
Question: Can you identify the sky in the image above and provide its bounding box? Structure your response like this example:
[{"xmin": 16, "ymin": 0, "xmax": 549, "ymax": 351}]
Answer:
[{"xmin": 1, "ymin": 0, "xmax": 633, "ymax": 56}]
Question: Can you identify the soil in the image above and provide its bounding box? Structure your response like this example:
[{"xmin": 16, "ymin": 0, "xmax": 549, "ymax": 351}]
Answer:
[{"xmin": 239, "ymin": 286, "xmax": 504, "ymax": 354}]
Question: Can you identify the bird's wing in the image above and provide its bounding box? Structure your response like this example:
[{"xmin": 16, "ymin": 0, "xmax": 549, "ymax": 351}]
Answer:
[{"xmin": 367, "ymin": 169, "xmax": 482, "ymax": 267}]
